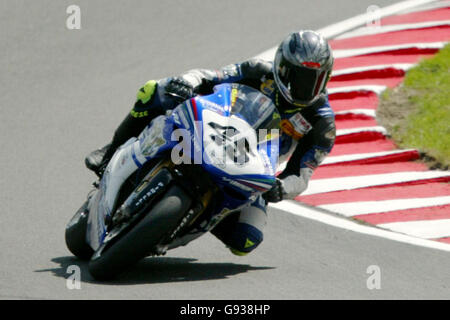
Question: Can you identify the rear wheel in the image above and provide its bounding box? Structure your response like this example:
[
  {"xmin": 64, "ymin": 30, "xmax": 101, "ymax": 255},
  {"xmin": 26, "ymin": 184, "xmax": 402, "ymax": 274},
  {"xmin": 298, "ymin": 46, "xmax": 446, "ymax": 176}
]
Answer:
[
  {"xmin": 65, "ymin": 201, "xmax": 94, "ymax": 260},
  {"xmin": 88, "ymin": 185, "xmax": 191, "ymax": 280}
]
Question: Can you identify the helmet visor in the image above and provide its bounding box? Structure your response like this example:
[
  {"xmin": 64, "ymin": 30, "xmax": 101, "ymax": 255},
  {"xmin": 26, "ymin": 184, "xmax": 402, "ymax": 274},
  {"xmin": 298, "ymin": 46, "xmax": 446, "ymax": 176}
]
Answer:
[{"xmin": 277, "ymin": 56, "xmax": 325, "ymax": 105}]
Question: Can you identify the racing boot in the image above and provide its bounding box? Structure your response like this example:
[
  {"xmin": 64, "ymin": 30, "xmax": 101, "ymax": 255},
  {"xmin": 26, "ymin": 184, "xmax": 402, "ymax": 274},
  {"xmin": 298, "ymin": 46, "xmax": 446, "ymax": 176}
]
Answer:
[
  {"xmin": 84, "ymin": 113, "xmax": 151, "ymax": 178},
  {"xmin": 84, "ymin": 143, "xmax": 112, "ymax": 178}
]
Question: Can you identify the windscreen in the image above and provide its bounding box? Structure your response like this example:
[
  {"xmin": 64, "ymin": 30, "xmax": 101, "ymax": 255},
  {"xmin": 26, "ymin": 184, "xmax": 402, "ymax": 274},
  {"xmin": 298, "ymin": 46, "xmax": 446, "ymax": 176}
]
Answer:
[{"xmin": 227, "ymin": 84, "xmax": 281, "ymax": 143}]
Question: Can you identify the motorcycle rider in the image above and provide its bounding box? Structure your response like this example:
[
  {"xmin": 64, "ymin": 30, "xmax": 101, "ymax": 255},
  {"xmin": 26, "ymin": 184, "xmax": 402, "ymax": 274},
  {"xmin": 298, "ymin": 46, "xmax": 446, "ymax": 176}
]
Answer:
[{"xmin": 85, "ymin": 30, "xmax": 336, "ymax": 256}]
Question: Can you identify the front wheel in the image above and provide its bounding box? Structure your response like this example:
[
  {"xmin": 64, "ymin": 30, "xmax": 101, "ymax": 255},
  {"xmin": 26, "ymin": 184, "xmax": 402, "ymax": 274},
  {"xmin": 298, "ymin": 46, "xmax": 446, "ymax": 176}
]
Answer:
[
  {"xmin": 88, "ymin": 185, "xmax": 192, "ymax": 280},
  {"xmin": 65, "ymin": 201, "xmax": 94, "ymax": 260}
]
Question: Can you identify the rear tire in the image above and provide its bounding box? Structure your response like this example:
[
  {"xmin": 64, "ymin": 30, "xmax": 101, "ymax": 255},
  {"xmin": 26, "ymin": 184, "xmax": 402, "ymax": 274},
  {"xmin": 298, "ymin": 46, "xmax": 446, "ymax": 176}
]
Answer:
[
  {"xmin": 65, "ymin": 201, "xmax": 94, "ymax": 260},
  {"xmin": 88, "ymin": 185, "xmax": 191, "ymax": 280}
]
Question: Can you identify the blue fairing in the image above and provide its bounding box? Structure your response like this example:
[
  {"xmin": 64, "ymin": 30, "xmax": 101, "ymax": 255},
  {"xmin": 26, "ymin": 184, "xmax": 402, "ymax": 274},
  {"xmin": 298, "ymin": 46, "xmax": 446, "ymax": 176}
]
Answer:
[
  {"xmin": 159, "ymin": 84, "xmax": 280, "ymax": 213},
  {"xmin": 86, "ymin": 84, "xmax": 280, "ymax": 251}
]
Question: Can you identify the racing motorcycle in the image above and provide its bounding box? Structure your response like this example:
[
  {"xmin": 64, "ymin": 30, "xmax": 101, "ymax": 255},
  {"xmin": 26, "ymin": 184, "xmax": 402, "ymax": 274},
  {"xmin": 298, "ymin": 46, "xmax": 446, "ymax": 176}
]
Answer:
[{"xmin": 65, "ymin": 83, "xmax": 281, "ymax": 280}]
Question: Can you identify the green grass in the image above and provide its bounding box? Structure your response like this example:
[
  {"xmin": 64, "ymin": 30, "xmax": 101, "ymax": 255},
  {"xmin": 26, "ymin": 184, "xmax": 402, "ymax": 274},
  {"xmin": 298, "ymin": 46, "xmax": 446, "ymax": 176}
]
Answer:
[{"xmin": 381, "ymin": 43, "xmax": 450, "ymax": 168}]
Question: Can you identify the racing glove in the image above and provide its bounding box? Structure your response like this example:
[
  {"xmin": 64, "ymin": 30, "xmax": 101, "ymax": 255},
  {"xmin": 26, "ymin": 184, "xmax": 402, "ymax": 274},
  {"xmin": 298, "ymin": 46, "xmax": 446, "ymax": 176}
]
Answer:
[
  {"xmin": 263, "ymin": 168, "xmax": 313, "ymax": 203},
  {"xmin": 262, "ymin": 178, "xmax": 284, "ymax": 203},
  {"xmin": 165, "ymin": 77, "xmax": 195, "ymax": 102}
]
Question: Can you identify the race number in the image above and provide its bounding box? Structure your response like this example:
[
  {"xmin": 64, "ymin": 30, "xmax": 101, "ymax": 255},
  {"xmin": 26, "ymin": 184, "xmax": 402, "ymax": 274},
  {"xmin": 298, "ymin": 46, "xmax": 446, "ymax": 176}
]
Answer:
[{"xmin": 202, "ymin": 109, "xmax": 265, "ymax": 175}]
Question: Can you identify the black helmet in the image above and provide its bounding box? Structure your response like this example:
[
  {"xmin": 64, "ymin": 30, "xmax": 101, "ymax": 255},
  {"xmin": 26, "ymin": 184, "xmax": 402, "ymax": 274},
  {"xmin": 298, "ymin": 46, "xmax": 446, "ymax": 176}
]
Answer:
[{"xmin": 273, "ymin": 30, "xmax": 334, "ymax": 107}]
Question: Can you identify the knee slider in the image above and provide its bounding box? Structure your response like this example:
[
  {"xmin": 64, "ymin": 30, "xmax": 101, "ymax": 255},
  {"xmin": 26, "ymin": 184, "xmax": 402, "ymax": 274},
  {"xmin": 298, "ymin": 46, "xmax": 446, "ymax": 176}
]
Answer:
[{"xmin": 228, "ymin": 222, "xmax": 263, "ymax": 256}]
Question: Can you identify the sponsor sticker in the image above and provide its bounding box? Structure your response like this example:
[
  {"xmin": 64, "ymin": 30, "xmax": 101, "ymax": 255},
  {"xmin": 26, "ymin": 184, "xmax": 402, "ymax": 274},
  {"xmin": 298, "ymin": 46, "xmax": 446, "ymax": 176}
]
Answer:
[
  {"xmin": 260, "ymin": 79, "xmax": 275, "ymax": 96},
  {"xmin": 281, "ymin": 112, "xmax": 312, "ymax": 140}
]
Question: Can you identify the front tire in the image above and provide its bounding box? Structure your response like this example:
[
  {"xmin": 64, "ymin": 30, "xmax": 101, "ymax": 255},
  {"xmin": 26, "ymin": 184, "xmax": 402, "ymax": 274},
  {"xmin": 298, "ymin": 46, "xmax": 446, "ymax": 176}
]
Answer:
[
  {"xmin": 88, "ymin": 185, "xmax": 191, "ymax": 280},
  {"xmin": 65, "ymin": 201, "xmax": 94, "ymax": 260}
]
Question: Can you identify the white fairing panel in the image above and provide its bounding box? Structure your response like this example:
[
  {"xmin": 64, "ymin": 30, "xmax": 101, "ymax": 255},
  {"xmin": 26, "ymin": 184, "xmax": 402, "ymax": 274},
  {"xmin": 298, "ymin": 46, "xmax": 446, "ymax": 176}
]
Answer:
[
  {"xmin": 87, "ymin": 138, "xmax": 140, "ymax": 250},
  {"xmin": 86, "ymin": 118, "xmax": 172, "ymax": 250},
  {"xmin": 202, "ymin": 109, "xmax": 266, "ymax": 176}
]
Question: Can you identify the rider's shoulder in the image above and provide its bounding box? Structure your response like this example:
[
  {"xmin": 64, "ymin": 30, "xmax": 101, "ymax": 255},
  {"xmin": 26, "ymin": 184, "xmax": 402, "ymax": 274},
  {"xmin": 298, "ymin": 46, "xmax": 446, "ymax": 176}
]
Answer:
[
  {"xmin": 240, "ymin": 58, "xmax": 273, "ymax": 79},
  {"xmin": 136, "ymin": 79, "xmax": 159, "ymax": 105}
]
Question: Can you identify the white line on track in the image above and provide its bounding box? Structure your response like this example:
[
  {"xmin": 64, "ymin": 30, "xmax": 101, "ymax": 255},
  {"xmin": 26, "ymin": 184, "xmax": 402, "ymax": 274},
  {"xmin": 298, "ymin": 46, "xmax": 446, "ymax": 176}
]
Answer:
[
  {"xmin": 336, "ymin": 126, "xmax": 387, "ymax": 136},
  {"xmin": 396, "ymin": 0, "xmax": 450, "ymax": 14},
  {"xmin": 335, "ymin": 20, "xmax": 450, "ymax": 40},
  {"xmin": 379, "ymin": 219, "xmax": 450, "ymax": 239},
  {"xmin": 322, "ymin": 148, "xmax": 416, "ymax": 165},
  {"xmin": 316, "ymin": 0, "xmax": 441, "ymax": 39},
  {"xmin": 277, "ymin": 145, "xmax": 408, "ymax": 173},
  {"xmin": 269, "ymin": 200, "xmax": 450, "ymax": 252},
  {"xmin": 277, "ymin": 128, "xmax": 391, "ymax": 172},
  {"xmin": 320, "ymin": 196, "xmax": 450, "ymax": 216},
  {"xmin": 304, "ymin": 171, "xmax": 450, "ymax": 196},
  {"xmin": 333, "ymin": 42, "xmax": 446, "ymax": 58},
  {"xmin": 335, "ymin": 109, "xmax": 376, "ymax": 118},
  {"xmin": 333, "ymin": 63, "xmax": 414, "ymax": 75},
  {"xmin": 328, "ymin": 85, "xmax": 387, "ymax": 95}
]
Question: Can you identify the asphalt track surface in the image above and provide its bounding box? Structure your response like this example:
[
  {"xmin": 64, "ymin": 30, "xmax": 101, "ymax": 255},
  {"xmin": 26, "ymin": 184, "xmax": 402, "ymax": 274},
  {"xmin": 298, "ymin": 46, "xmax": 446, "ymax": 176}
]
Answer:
[{"xmin": 1, "ymin": 0, "xmax": 449, "ymax": 300}]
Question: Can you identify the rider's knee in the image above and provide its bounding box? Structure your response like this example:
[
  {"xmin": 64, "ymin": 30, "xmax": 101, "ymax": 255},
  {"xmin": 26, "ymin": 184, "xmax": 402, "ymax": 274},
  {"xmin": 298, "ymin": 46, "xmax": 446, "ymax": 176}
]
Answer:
[
  {"xmin": 227, "ymin": 222, "xmax": 264, "ymax": 256},
  {"xmin": 228, "ymin": 198, "xmax": 267, "ymax": 256}
]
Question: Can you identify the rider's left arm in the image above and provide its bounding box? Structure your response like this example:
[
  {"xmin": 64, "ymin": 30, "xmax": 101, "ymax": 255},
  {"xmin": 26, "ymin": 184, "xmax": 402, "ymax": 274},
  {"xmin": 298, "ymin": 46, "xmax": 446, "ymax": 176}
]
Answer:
[
  {"xmin": 278, "ymin": 115, "xmax": 336, "ymax": 200},
  {"xmin": 176, "ymin": 58, "xmax": 272, "ymax": 94}
]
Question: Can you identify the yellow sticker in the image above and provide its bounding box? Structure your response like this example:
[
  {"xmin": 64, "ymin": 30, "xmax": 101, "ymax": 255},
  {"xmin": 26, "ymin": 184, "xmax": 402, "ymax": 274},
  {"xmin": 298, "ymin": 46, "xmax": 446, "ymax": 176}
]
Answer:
[
  {"xmin": 136, "ymin": 80, "xmax": 157, "ymax": 104},
  {"xmin": 231, "ymin": 88, "xmax": 238, "ymax": 107}
]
